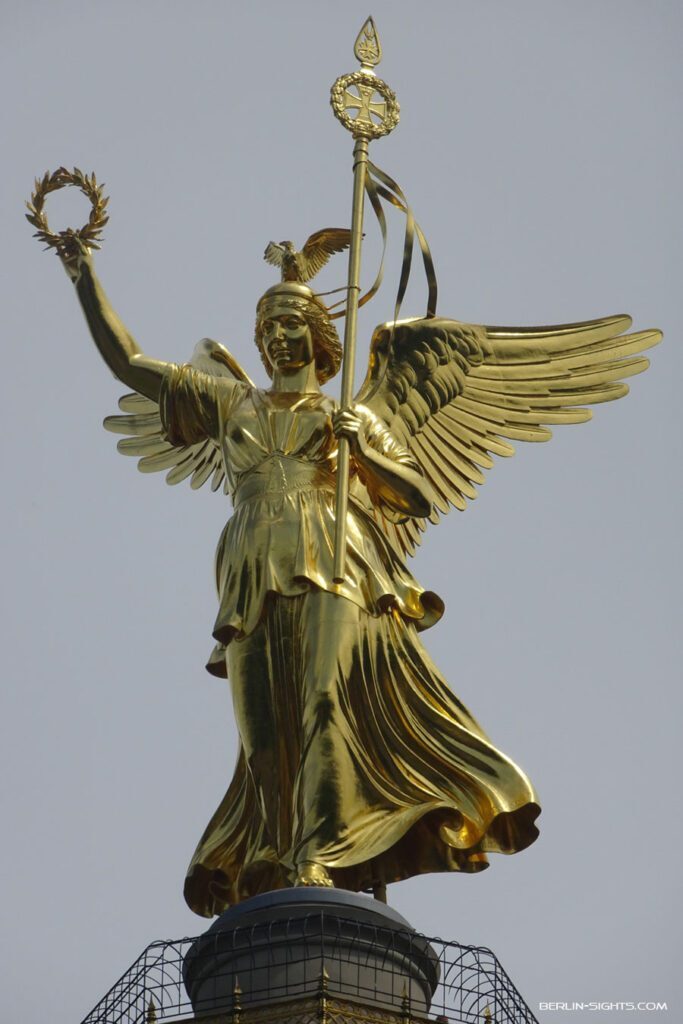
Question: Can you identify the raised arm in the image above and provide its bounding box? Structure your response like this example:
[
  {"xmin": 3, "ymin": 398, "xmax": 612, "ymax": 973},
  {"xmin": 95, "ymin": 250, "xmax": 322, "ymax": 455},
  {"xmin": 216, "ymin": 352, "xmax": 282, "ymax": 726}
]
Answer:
[{"xmin": 61, "ymin": 242, "xmax": 168, "ymax": 402}]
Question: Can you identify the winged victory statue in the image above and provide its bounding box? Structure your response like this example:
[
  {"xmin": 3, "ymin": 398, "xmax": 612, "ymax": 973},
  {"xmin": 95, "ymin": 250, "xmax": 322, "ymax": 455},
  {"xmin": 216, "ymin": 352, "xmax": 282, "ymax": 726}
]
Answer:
[{"xmin": 28, "ymin": 19, "xmax": 660, "ymax": 917}]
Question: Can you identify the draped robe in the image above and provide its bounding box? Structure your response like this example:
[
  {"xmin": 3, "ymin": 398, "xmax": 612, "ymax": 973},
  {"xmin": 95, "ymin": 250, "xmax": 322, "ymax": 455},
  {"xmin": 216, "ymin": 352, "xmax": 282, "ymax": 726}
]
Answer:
[{"xmin": 160, "ymin": 366, "xmax": 540, "ymax": 917}]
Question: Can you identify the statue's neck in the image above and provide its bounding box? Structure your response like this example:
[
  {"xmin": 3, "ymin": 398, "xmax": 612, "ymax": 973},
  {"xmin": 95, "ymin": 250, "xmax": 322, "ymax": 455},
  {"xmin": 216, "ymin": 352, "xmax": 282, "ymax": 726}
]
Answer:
[{"xmin": 270, "ymin": 362, "xmax": 321, "ymax": 395}]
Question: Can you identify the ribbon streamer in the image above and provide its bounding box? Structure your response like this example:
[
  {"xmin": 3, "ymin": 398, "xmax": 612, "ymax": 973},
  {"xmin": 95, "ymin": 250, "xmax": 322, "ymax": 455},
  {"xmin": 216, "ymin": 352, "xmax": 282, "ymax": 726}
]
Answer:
[{"xmin": 327, "ymin": 161, "xmax": 438, "ymax": 325}]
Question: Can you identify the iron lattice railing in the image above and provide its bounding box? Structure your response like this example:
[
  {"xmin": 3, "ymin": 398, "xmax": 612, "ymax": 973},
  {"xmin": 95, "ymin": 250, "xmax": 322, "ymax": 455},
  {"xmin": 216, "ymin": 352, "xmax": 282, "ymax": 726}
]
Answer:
[{"xmin": 80, "ymin": 914, "xmax": 538, "ymax": 1024}]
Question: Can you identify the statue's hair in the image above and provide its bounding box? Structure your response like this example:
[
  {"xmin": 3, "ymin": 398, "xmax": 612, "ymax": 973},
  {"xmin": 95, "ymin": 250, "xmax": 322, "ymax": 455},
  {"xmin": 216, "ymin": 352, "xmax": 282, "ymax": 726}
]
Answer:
[{"xmin": 254, "ymin": 294, "xmax": 342, "ymax": 384}]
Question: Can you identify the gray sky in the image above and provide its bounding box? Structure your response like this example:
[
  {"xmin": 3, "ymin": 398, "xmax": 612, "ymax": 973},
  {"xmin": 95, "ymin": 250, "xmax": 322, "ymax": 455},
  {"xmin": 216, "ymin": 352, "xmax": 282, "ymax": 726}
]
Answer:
[{"xmin": 2, "ymin": 2, "xmax": 681, "ymax": 1021}]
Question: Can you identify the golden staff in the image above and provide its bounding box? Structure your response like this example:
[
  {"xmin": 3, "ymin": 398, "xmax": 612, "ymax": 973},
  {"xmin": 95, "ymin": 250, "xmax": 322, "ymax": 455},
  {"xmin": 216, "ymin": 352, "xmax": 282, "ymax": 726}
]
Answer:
[{"xmin": 330, "ymin": 17, "xmax": 400, "ymax": 582}]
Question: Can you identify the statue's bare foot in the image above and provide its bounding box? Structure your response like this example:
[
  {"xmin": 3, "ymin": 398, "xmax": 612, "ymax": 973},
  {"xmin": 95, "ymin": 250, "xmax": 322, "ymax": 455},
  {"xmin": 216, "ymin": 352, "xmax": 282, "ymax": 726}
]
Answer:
[{"xmin": 295, "ymin": 861, "xmax": 334, "ymax": 887}]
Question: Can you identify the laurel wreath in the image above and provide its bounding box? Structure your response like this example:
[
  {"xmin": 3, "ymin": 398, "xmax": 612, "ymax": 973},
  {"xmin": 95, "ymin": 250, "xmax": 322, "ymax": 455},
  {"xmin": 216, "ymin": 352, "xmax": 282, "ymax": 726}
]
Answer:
[
  {"xmin": 330, "ymin": 71, "xmax": 400, "ymax": 140},
  {"xmin": 25, "ymin": 167, "xmax": 109, "ymax": 257}
]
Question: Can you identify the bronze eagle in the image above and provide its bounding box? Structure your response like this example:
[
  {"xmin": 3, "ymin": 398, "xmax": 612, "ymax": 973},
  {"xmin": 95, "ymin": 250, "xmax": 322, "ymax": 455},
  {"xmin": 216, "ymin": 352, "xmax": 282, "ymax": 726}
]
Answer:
[{"xmin": 264, "ymin": 228, "xmax": 352, "ymax": 283}]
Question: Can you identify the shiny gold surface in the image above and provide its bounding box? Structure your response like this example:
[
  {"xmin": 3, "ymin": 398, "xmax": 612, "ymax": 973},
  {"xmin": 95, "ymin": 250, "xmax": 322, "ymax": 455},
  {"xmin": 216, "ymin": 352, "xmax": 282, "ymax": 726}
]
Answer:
[
  {"xmin": 330, "ymin": 72, "xmax": 399, "ymax": 141},
  {"xmin": 264, "ymin": 230, "xmax": 352, "ymax": 284},
  {"xmin": 355, "ymin": 314, "xmax": 662, "ymax": 555},
  {"xmin": 164, "ymin": 992, "xmax": 424, "ymax": 1024},
  {"xmin": 29, "ymin": 20, "xmax": 661, "ymax": 918},
  {"xmin": 331, "ymin": 20, "xmax": 399, "ymax": 580},
  {"xmin": 333, "ymin": 135, "xmax": 370, "ymax": 582},
  {"xmin": 25, "ymin": 166, "xmax": 109, "ymax": 257},
  {"xmin": 354, "ymin": 16, "xmax": 382, "ymax": 68}
]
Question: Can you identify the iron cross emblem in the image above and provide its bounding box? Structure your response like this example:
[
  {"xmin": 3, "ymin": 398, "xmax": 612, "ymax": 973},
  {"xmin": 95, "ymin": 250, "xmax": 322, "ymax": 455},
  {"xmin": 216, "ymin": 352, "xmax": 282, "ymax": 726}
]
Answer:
[{"xmin": 343, "ymin": 81, "xmax": 387, "ymax": 130}]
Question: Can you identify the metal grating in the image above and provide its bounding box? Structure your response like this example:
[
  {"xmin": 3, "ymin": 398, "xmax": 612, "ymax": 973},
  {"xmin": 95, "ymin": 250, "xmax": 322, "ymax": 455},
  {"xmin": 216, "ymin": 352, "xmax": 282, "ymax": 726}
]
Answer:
[{"xmin": 80, "ymin": 913, "xmax": 538, "ymax": 1024}]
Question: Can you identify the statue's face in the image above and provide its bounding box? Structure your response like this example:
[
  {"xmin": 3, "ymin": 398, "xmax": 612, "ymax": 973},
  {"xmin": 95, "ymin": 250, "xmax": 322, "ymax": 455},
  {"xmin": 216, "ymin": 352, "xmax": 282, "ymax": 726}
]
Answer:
[{"xmin": 259, "ymin": 301, "xmax": 315, "ymax": 375}]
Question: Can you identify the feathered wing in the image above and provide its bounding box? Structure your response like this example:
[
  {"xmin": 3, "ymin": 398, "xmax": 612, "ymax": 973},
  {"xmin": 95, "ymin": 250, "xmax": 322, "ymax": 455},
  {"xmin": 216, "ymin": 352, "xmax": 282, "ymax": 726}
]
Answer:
[
  {"xmin": 300, "ymin": 228, "xmax": 352, "ymax": 279},
  {"xmin": 356, "ymin": 314, "xmax": 661, "ymax": 557},
  {"xmin": 263, "ymin": 242, "xmax": 286, "ymax": 271},
  {"xmin": 103, "ymin": 339, "xmax": 254, "ymax": 493}
]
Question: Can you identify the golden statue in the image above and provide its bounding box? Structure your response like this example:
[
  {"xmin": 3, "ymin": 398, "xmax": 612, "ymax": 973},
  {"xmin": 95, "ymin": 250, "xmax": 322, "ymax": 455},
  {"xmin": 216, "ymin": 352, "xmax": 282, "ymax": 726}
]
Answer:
[{"xmin": 28, "ymin": 20, "xmax": 660, "ymax": 918}]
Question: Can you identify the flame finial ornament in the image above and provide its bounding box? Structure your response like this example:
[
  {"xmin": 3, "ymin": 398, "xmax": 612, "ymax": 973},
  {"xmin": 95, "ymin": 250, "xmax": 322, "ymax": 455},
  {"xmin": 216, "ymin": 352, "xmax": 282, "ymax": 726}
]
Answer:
[{"xmin": 354, "ymin": 16, "xmax": 382, "ymax": 69}]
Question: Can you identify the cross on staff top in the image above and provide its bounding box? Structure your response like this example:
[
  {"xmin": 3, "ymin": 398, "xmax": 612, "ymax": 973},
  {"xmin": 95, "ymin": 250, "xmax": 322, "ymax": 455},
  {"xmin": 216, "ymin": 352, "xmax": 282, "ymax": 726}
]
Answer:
[
  {"xmin": 342, "ymin": 82, "xmax": 388, "ymax": 133},
  {"xmin": 330, "ymin": 17, "xmax": 399, "ymax": 141}
]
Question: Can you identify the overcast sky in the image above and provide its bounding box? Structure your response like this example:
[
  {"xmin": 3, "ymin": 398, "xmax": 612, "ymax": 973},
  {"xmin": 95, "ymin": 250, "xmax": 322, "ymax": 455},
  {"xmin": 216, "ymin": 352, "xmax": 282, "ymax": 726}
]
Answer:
[{"xmin": 2, "ymin": 2, "xmax": 681, "ymax": 1022}]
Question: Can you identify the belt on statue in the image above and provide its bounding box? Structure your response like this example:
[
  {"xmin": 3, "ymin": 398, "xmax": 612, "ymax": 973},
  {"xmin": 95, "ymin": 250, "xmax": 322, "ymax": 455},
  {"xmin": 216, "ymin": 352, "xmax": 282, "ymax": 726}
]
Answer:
[{"xmin": 232, "ymin": 455, "xmax": 336, "ymax": 508}]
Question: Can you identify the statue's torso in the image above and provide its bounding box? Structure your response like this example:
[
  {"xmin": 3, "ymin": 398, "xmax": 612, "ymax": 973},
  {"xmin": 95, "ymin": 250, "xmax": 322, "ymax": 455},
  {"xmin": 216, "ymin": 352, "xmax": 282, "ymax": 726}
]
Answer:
[
  {"xmin": 209, "ymin": 387, "xmax": 440, "ymax": 652},
  {"xmin": 221, "ymin": 389, "xmax": 338, "ymax": 501}
]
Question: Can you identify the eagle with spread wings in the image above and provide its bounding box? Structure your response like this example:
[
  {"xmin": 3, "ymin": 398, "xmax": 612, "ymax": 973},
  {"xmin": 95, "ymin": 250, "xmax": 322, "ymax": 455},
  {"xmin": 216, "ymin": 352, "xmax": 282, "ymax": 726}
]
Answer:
[
  {"xmin": 263, "ymin": 229, "xmax": 352, "ymax": 283},
  {"xmin": 105, "ymin": 311, "xmax": 660, "ymax": 558}
]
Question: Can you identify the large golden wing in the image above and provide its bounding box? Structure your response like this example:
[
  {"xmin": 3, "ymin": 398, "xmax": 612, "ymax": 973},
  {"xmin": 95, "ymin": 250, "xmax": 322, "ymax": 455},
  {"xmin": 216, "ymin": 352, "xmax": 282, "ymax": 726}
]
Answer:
[
  {"xmin": 357, "ymin": 314, "xmax": 661, "ymax": 557},
  {"xmin": 103, "ymin": 339, "xmax": 253, "ymax": 493}
]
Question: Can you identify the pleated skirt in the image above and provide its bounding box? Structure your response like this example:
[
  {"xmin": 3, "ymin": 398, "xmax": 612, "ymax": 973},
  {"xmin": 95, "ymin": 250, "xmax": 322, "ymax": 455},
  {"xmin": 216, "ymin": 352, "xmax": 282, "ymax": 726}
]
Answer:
[{"xmin": 184, "ymin": 589, "xmax": 540, "ymax": 917}]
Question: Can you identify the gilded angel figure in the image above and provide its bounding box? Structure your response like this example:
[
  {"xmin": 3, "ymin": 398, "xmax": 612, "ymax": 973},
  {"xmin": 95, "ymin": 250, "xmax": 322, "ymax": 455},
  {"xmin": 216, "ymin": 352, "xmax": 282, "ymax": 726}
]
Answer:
[{"xmin": 58, "ymin": 237, "xmax": 659, "ymax": 917}]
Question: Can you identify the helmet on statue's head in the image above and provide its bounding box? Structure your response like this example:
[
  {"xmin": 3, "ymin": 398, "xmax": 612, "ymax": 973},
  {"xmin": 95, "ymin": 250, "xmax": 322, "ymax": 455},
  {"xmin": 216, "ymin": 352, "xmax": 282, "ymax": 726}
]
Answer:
[{"xmin": 255, "ymin": 282, "xmax": 342, "ymax": 384}]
